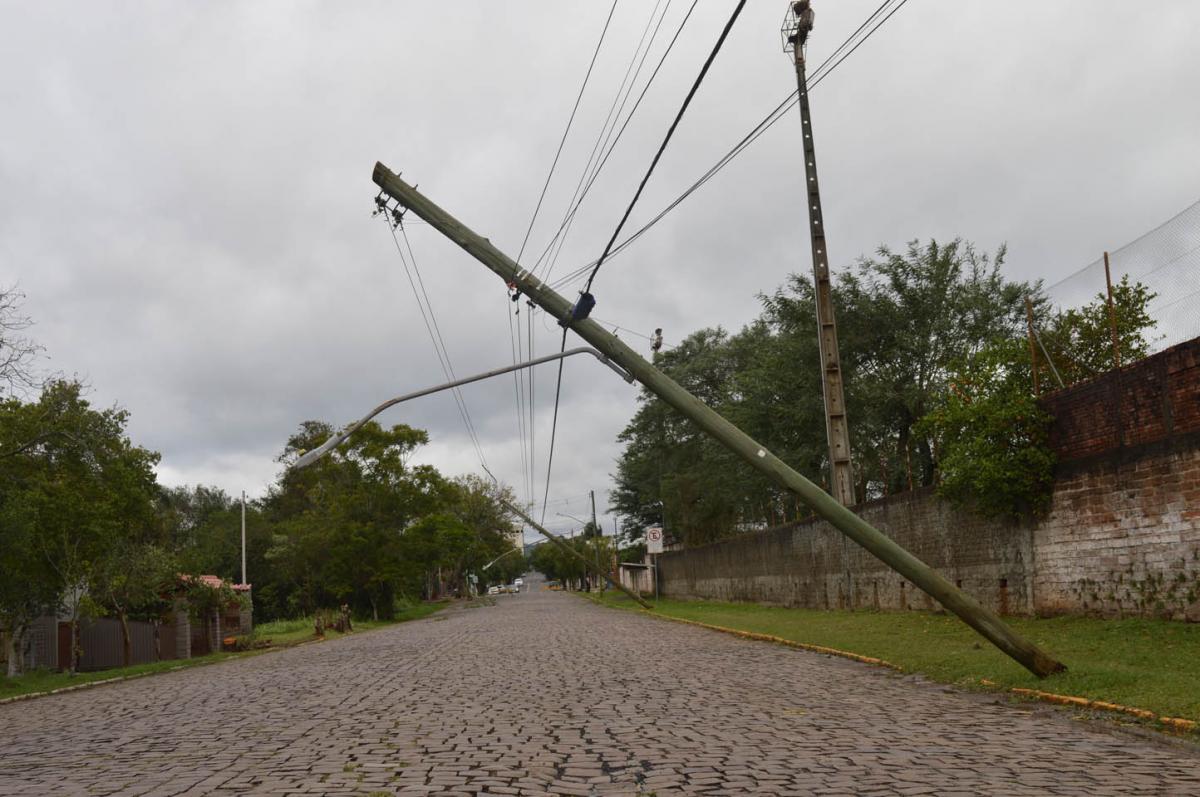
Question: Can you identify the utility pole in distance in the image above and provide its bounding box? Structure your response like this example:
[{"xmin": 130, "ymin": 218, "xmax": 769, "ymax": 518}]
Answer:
[
  {"xmin": 590, "ymin": 489, "xmax": 605, "ymax": 593},
  {"xmin": 783, "ymin": 2, "xmax": 854, "ymax": 506},
  {"xmin": 241, "ymin": 490, "xmax": 247, "ymax": 585}
]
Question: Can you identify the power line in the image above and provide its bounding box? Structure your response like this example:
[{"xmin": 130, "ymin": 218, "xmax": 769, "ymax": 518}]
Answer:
[
  {"xmin": 531, "ymin": 0, "xmax": 679, "ymax": 281},
  {"xmin": 526, "ymin": 302, "xmax": 536, "ymax": 515},
  {"xmin": 512, "ymin": 3, "xmax": 621, "ymax": 513},
  {"xmin": 502, "ymin": 0, "xmax": 909, "ymax": 507},
  {"xmin": 537, "ymin": 0, "xmax": 696, "ymax": 284},
  {"xmin": 506, "ymin": 300, "xmax": 531, "ymax": 504},
  {"xmin": 398, "ymin": 225, "xmax": 489, "ymax": 468},
  {"xmin": 534, "ymin": 0, "xmax": 680, "ymax": 522},
  {"xmin": 384, "ymin": 221, "xmax": 488, "ymax": 469},
  {"xmin": 539, "ymin": 328, "xmax": 570, "ymax": 525},
  {"xmin": 550, "ymin": 0, "xmax": 910, "ymax": 291},
  {"xmin": 584, "ymin": 0, "xmax": 748, "ymax": 294},
  {"xmin": 515, "ymin": 0, "xmax": 620, "ymax": 266}
]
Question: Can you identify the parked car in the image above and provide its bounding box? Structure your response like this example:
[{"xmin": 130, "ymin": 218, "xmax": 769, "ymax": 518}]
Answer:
[{"xmin": 487, "ymin": 586, "xmax": 501, "ymax": 595}]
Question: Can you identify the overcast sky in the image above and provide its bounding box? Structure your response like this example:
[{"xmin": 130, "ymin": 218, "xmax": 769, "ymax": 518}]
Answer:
[{"xmin": 3, "ymin": 1, "xmax": 1198, "ymax": 543}]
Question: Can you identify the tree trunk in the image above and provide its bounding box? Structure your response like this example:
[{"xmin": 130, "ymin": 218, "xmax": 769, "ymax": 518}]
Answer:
[
  {"xmin": 68, "ymin": 616, "xmax": 78, "ymax": 674},
  {"xmin": 119, "ymin": 611, "xmax": 132, "ymax": 667},
  {"xmin": 370, "ymin": 596, "xmax": 378, "ymax": 622},
  {"xmin": 5, "ymin": 619, "xmax": 27, "ymax": 677}
]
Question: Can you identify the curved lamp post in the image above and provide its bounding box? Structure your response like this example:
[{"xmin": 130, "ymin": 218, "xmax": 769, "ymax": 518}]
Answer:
[{"xmin": 292, "ymin": 347, "xmax": 631, "ymax": 469}]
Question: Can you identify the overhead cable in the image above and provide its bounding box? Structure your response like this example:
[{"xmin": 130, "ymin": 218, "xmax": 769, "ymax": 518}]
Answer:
[
  {"xmin": 551, "ymin": 0, "xmax": 910, "ymax": 291},
  {"xmin": 515, "ymin": 0, "xmax": 621, "ymax": 266},
  {"xmin": 531, "ymin": 0, "xmax": 677, "ymax": 281},
  {"xmin": 583, "ymin": 0, "xmax": 748, "ymax": 294},
  {"xmin": 385, "ymin": 221, "xmax": 488, "ymax": 469}
]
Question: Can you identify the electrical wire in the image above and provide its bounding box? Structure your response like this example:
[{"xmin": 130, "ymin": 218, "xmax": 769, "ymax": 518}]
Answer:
[
  {"xmin": 399, "ymin": 225, "xmax": 489, "ymax": 468},
  {"xmin": 531, "ymin": 0, "xmax": 679, "ymax": 281},
  {"xmin": 534, "ymin": 0, "xmax": 678, "ymax": 521},
  {"xmin": 384, "ymin": 220, "xmax": 488, "ymax": 469},
  {"xmin": 549, "ymin": 0, "xmax": 910, "ymax": 292},
  {"xmin": 539, "ymin": 0, "xmax": 748, "ymax": 523},
  {"xmin": 526, "ymin": 303, "xmax": 536, "ymax": 514},
  {"xmin": 515, "ymin": 0, "xmax": 620, "ymax": 266},
  {"xmin": 506, "ymin": 300, "xmax": 531, "ymax": 504},
  {"xmin": 539, "ymin": 328, "xmax": 570, "ymax": 525},
  {"xmin": 536, "ymin": 0, "xmax": 701, "ymax": 283},
  {"xmin": 584, "ymin": 0, "xmax": 748, "ymax": 294}
]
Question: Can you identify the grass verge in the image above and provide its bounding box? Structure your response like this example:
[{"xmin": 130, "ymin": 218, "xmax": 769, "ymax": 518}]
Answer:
[
  {"xmin": 591, "ymin": 593, "xmax": 1200, "ymax": 727},
  {"xmin": 0, "ymin": 600, "xmax": 448, "ymax": 702}
]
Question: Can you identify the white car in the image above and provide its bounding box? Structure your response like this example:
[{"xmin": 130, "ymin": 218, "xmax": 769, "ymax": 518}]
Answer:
[
  {"xmin": 487, "ymin": 586, "xmax": 501, "ymax": 595},
  {"xmin": 513, "ymin": 578, "xmax": 524, "ymax": 586}
]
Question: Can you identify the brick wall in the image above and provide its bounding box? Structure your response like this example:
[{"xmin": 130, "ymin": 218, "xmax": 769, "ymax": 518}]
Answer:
[
  {"xmin": 658, "ymin": 338, "xmax": 1200, "ymax": 621},
  {"xmin": 1043, "ymin": 337, "xmax": 1200, "ymax": 462}
]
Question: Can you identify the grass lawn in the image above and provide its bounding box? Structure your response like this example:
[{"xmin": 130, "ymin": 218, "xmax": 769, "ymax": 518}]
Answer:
[
  {"xmin": 0, "ymin": 600, "xmax": 447, "ymax": 702},
  {"xmin": 592, "ymin": 593, "xmax": 1200, "ymax": 724}
]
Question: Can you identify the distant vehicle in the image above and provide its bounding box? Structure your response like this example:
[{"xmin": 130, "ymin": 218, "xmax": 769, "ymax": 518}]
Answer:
[
  {"xmin": 507, "ymin": 583, "xmax": 520, "ymax": 593},
  {"xmin": 487, "ymin": 586, "xmax": 501, "ymax": 595},
  {"xmin": 514, "ymin": 578, "xmax": 524, "ymax": 586}
]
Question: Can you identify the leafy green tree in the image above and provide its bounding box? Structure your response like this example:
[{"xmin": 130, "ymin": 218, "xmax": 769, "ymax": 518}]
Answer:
[
  {"xmin": 1038, "ymin": 275, "xmax": 1157, "ymax": 387},
  {"xmin": 0, "ymin": 380, "xmax": 160, "ymax": 672},
  {"xmin": 917, "ymin": 339, "xmax": 1057, "ymax": 519},
  {"xmin": 93, "ymin": 542, "xmax": 177, "ymax": 666},
  {"xmin": 611, "ymin": 238, "xmax": 1049, "ymax": 540}
]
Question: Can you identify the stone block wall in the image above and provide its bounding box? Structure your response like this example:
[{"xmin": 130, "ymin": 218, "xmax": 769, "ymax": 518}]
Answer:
[
  {"xmin": 1034, "ymin": 445, "xmax": 1200, "ymax": 620},
  {"xmin": 659, "ymin": 489, "xmax": 1032, "ymax": 616}
]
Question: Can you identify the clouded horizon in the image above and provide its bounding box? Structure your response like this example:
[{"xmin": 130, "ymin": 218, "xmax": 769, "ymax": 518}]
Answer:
[{"xmin": 3, "ymin": 1, "xmax": 1198, "ymax": 542}]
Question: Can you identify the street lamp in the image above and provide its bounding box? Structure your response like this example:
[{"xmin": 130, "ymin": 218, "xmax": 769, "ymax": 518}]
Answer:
[{"xmin": 292, "ymin": 347, "xmax": 631, "ymax": 469}]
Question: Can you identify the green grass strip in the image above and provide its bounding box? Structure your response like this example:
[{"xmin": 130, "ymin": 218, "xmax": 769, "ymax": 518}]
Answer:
[{"xmin": 0, "ymin": 601, "xmax": 447, "ymax": 702}]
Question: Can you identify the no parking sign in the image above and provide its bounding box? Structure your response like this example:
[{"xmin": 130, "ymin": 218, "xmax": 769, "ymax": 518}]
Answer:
[{"xmin": 646, "ymin": 526, "xmax": 664, "ymax": 554}]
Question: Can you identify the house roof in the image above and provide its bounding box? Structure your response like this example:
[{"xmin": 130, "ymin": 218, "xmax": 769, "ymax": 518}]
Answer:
[{"xmin": 184, "ymin": 574, "xmax": 252, "ymax": 592}]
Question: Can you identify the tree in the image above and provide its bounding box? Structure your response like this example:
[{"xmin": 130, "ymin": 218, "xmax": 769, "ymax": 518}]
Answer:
[
  {"xmin": 917, "ymin": 339, "xmax": 1056, "ymax": 519},
  {"xmin": 0, "ymin": 285, "xmax": 42, "ymax": 398},
  {"xmin": 93, "ymin": 542, "xmax": 177, "ymax": 666},
  {"xmin": 612, "ymin": 238, "xmax": 1039, "ymax": 543},
  {"xmin": 1038, "ymin": 275, "xmax": 1157, "ymax": 387},
  {"xmin": 0, "ymin": 380, "xmax": 160, "ymax": 672}
]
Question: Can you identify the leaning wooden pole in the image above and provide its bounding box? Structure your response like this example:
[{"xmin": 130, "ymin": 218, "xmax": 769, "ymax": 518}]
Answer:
[
  {"xmin": 373, "ymin": 162, "xmax": 1065, "ymax": 678},
  {"xmin": 503, "ymin": 500, "xmax": 652, "ymax": 610}
]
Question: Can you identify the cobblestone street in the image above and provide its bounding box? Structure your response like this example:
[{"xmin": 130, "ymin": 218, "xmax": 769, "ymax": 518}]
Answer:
[{"xmin": 2, "ymin": 578, "xmax": 1198, "ymax": 796}]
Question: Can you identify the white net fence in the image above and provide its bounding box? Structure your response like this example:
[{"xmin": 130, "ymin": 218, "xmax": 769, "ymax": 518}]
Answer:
[{"xmin": 1041, "ymin": 198, "xmax": 1200, "ymax": 356}]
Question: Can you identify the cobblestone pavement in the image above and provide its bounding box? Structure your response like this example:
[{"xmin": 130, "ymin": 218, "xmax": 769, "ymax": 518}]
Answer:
[{"xmin": 2, "ymin": 578, "xmax": 1199, "ymax": 796}]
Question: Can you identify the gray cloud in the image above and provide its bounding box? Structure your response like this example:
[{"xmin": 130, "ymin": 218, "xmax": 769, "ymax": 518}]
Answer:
[{"xmin": 3, "ymin": 1, "xmax": 1198, "ymax": 541}]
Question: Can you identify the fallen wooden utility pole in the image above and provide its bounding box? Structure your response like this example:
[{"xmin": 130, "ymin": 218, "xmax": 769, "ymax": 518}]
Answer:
[
  {"xmin": 502, "ymin": 499, "xmax": 651, "ymax": 610},
  {"xmin": 372, "ymin": 162, "xmax": 1065, "ymax": 678}
]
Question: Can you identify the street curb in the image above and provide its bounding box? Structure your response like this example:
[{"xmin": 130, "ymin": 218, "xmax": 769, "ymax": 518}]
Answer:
[
  {"xmin": 647, "ymin": 611, "xmax": 903, "ymax": 671},
  {"xmin": 595, "ymin": 598, "xmax": 1199, "ymax": 736},
  {"xmin": 997, "ymin": 683, "xmax": 1198, "ymax": 733},
  {"xmin": 0, "ymin": 658, "xmax": 237, "ymax": 705}
]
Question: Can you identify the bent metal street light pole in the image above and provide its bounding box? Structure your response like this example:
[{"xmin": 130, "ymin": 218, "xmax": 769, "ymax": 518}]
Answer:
[
  {"xmin": 293, "ymin": 347, "xmax": 632, "ymax": 469},
  {"xmin": 288, "ymin": 346, "xmax": 651, "ymax": 611},
  {"xmin": 372, "ymin": 162, "xmax": 1066, "ymax": 678}
]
